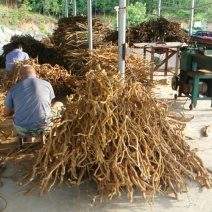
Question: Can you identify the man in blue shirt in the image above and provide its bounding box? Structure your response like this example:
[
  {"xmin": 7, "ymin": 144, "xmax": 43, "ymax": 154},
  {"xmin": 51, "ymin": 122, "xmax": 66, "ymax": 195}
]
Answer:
[
  {"xmin": 5, "ymin": 42, "xmax": 29, "ymax": 79},
  {"xmin": 4, "ymin": 65, "xmax": 55, "ymax": 141}
]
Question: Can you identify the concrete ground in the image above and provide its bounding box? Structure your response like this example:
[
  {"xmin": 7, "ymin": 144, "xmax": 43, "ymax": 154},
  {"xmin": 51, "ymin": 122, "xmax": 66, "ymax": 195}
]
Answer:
[{"xmin": 1, "ymin": 48, "xmax": 212, "ymax": 212}]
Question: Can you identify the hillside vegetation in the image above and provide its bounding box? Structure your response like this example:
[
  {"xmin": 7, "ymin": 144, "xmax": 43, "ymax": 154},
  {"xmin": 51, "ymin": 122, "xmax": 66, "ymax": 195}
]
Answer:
[
  {"xmin": 0, "ymin": 5, "xmax": 57, "ymax": 37},
  {"xmin": 1, "ymin": 0, "xmax": 212, "ymax": 33}
]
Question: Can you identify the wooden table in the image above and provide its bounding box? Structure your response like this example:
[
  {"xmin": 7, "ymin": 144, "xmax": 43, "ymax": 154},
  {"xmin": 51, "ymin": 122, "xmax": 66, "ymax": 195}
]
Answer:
[{"xmin": 133, "ymin": 42, "xmax": 182, "ymax": 81}]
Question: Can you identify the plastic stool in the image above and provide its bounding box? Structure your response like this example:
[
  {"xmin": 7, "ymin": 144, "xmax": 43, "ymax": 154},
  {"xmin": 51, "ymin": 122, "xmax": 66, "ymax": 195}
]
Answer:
[{"xmin": 17, "ymin": 134, "xmax": 45, "ymax": 150}]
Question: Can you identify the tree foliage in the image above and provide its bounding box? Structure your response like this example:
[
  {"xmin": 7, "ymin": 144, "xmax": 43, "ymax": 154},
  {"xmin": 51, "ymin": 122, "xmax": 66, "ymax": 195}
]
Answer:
[
  {"xmin": 1, "ymin": 0, "xmax": 212, "ymax": 22},
  {"xmin": 127, "ymin": 2, "xmax": 146, "ymax": 26}
]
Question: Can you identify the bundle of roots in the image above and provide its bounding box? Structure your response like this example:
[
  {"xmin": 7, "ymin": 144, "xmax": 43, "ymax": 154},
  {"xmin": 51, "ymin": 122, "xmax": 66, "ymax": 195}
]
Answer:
[
  {"xmin": 1, "ymin": 45, "xmax": 152, "ymax": 95},
  {"xmin": 1, "ymin": 59, "xmax": 73, "ymax": 96},
  {"xmin": 21, "ymin": 67, "xmax": 212, "ymax": 204}
]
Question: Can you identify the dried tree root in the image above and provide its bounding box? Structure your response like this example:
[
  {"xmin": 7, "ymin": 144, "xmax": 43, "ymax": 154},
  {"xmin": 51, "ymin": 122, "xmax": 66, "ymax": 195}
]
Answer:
[{"xmin": 18, "ymin": 66, "xmax": 212, "ymax": 204}]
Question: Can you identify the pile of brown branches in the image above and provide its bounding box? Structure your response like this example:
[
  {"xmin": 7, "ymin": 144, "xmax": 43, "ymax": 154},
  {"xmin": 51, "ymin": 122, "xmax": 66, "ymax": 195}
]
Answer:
[
  {"xmin": 64, "ymin": 44, "xmax": 152, "ymax": 80},
  {"xmin": 51, "ymin": 44, "xmax": 151, "ymax": 85},
  {"xmin": 0, "ymin": 16, "xmax": 112, "ymax": 72},
  {"xmin": 1, "ymin": 45, "xmax": 152, "ymax": 92},
  {"xmin": 52, "ymin": 16, "xmax": 111, "ymax": 49},
  {"xmin": 133, "ymin": 17, "xmax": 190, "ymax": 43},
  {"xmin": 21, "ymin": 67, "xmax": 212, "ymax": 203},
  {"xmin": 1, "ymin": 59, "xmax": 74, "ymax": 96},
  {"xmin": 105, "ymin": 17, "xmax": 190, "ymax": 46},
  {"xmin": 51, "ymin": 16, "xmax": 112, "ymax": 72}
]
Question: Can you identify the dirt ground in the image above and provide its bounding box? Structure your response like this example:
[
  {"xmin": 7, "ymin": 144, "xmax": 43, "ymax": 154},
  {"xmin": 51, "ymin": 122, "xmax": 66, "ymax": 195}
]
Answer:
[{"xmin": 1, "ymin": 49, "xmax": 212, "ymax": 212}]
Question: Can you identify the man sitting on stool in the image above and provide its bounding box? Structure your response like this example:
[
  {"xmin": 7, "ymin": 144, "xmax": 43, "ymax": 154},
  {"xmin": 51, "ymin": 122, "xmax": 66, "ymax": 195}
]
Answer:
[{"xmin": 4, "ymin": 65, "xmax": 55, "ymax": 142}]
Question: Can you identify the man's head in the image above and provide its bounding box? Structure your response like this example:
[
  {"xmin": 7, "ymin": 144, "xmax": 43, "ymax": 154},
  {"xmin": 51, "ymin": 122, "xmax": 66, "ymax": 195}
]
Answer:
[
  {"xmin": 12, "ymin": 42, "xmax": 23, "ymax": 51},
  {"xmin": 19, "ymin": 65, "xmax": 37, "ymax": 79}
]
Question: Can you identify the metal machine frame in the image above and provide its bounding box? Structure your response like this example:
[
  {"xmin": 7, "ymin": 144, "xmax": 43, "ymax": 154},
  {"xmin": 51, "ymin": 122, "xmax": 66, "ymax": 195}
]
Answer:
[{"xmin": 172, "ymin": 46, "xmax": 212, "ymax": 110}]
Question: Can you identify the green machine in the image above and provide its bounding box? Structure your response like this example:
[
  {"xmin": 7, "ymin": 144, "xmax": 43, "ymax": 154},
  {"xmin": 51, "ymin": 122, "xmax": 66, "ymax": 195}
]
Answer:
[{"xmin": 171, "ymin": 46, "xmax": 212, "ymax": 110}]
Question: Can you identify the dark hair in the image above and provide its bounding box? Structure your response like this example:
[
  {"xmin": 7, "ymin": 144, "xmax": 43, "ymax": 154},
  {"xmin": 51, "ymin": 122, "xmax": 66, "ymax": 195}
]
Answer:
[{"xmin": 12, "ymin": 42, "xmax": 23, "ymax": 49}]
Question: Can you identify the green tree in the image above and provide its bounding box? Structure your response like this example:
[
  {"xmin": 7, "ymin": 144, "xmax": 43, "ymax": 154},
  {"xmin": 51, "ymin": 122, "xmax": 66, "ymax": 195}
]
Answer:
[
  {"xmin": 51, "ymin": 0, "xmax": 61, "ymax": 16},
  {"xmin": 76, "ymin": 0, "xmax": 87, "ymax": 15},
  {"xmin": 127, "ymin": 2, "xmax": 146, "ymax": 26},
  {"xmin": 20, "ymin": 0, "xmax": 31, "ymax": 10},
  {"xmin": 2, "ymin": 0, "xmax": 212, "ymax": 23},
  {"xmin": 42, "ymin": 0, "xmax": 51, "ymax": 15},
  {"xmin": 145, "ymin": 0, "xmax": 157, "ymax": 15}
]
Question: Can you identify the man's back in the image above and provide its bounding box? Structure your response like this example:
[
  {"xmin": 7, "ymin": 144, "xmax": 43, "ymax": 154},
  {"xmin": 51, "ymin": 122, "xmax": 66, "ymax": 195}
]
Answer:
[
  {"xmin": 6, "ymin": 49, "xmax": 29, "ymax": 70},
  {"xmin": 4, "ymin": 76, "xmax": 55, "ymax": 128}
]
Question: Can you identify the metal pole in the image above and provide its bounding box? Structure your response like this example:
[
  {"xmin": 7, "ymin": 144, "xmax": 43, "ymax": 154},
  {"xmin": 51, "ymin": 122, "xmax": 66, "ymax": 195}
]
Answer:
[
  {"xmin": 87, "ymin": 0, "xmax": 93, "ymax": 50},
  {"xmin": 65, "ymin": 0, "xmax": 68, "ymax": 17},
  {"xmin": 118, "ymin": 0, "xmax": 126, "ymax": 82},
  {"xmin": 189, "ymin": 0, "xmax": 195, "ymax": 35},
  {"xmin": 114, "ymin": 6, "xmax": 119, "ymax": 31},
  {"xmin": 158, "ymin": 0, "xmax": 161, "ymax": 18},
  {"xmin": 73, "ymin": 0, "xmax": 76, "ymax": 16}
]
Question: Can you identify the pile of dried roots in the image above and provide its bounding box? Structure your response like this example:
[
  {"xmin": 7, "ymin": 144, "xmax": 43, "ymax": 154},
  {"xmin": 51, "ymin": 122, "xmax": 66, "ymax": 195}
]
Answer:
[
  {"xmin": 132, "ymin": 17, "xmax": 190, "ymax": 44},
  {"xmin": 51, "ymin": 16, "xmax": 112, "ymax": 73},
  {"xmin": 1, "ymin": 59, "xmax": 73, "ymax": 96},
  {"xmin": 1, "ymin": 45, "xmax": 152, "ymax": 94},
  {"xmin": 105, "ymin": 17, "xmax": 190, "ymax": 46},
  {"xmin": 63, "ymin": 44, "xmax": 152, "ymax": 79},
  {"xmin": 21, "ymin": 67, "xmax": 212, "ymax": 203},
  {"xmin": 52, "ymin": 16, "xmax": 111, "ymax": 49},
  {"xmin": 0, "ymin": 16, "xmax": 112, "ymax": 71}
]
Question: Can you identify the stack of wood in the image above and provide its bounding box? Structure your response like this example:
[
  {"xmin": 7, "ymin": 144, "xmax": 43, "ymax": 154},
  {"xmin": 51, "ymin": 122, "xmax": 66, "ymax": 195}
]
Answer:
[
  {"xmin": 133, "ymin": 17, "xmax": 190, "ymax": 43},
  {"xmin": 51, "ymin": 16, "xmax": 112, "ymax": 74},
  {"xmin": 105, "ymin": 17, "xmax": 190, "ymax": 46},
  {"xmin": 52, "ymin": 16, "xmax": 111, "ymax": 49}
]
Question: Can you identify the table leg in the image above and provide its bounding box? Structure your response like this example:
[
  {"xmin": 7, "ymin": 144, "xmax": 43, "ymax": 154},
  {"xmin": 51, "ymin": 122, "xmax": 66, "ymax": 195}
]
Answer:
[
  {"xmin": 143, "ymin": 47, "xmax": 146, "ymax": 59},
  {"xmin": 210, "ymin": 80, "xmax": 212, "ymax": 107},
  {"xmin": 150, "ymin": 47, "xmax": 154, "ymax": 81},
  {"xmin": 175, "ymin": 48, "xmax": 180, "ymax": 76},
  {"xmin": 192, "ymin": 76, "xmax": 199, "ymax": 107},
  {"xmin": 164, "ymin": 49, "xmax": 168, "ymax": 76}
]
